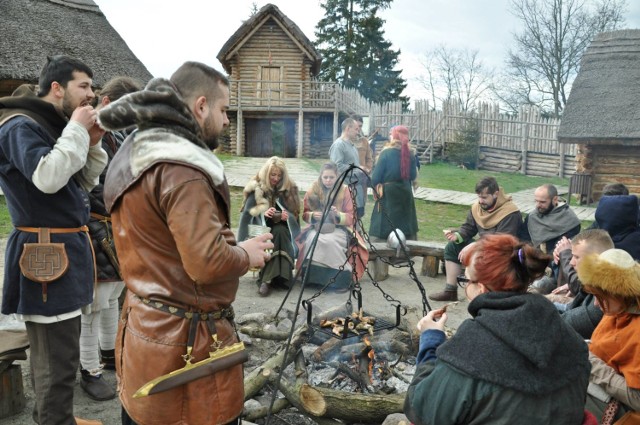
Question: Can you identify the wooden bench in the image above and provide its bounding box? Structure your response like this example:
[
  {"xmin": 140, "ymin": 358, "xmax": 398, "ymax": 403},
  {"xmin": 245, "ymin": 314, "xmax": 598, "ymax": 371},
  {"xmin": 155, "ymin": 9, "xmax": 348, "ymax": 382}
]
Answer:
[{"xmin": 367, "ymin": 241, "xmax": 446, "ymax": 281}]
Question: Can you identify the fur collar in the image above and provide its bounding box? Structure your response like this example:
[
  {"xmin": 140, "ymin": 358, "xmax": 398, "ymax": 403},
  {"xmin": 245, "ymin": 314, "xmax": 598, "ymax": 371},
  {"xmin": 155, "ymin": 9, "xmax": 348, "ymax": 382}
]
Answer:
[
  {"xmin": 242, "ymin": 177, "xmax": 299, "ymax": 217},
  {"xmin": 243, "ymin": 178, "xmax": 270, "ymax": 216},
  {"xmin": 130, "ymin": 128, "xmax": 224, "ymax": 185}
]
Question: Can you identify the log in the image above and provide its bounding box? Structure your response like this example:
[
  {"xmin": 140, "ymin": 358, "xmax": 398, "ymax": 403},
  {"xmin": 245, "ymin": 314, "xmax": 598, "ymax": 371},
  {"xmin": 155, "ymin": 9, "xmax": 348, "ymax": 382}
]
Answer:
[
  {"xmin": 243, "ymin": 398, "xmax": 291, "ymax": 422},
  {"xmin": 271, "ymin": 377, "xmax": 405, "ymax": 423},
  {"xmin": 244, "ymin": 324, "xmax": 310, "ymax": 400},
  {"xmin": 239, "ymin": 326, "xmax": 290, "ymax": 341},
  {"xmin": 299, "ymin": 383, "xmax": 405, "ymax": 423}
]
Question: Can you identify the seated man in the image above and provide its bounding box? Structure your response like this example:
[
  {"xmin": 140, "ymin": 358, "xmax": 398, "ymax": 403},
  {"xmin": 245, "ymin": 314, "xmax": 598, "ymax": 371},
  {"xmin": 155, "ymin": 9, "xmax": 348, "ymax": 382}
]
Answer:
[
  {"xmin": 551, "ymin": 229, "xmax": 614, "ymax": 339},
  {"xmin": 430, "ymin": 176, "xmax": 522, "ymax": 301},
  {"xmin": 519, "ymin": 184, "xmax": 581, "ymax": 294}
]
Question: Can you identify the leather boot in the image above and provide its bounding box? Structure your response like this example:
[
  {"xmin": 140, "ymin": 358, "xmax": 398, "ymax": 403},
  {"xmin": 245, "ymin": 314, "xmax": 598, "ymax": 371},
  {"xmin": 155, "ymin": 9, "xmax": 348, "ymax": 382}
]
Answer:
[
  {"xmin": 80, "ymin": 369, "xmax": 116, "ymax": 401},
  {"xmin": 75, "ymin": 417, "xmax": 103, "ymax": 425},
  {"xmin": 429, "ymin": 290, "xmax": 458, "ymax": 302},
  {"xmin": 258, "ymin": 282, "xmax": 271, "ymax": 297},
  {"xmin": 100, "ymin": 349, "xmax": 116, "ymax": 370}
]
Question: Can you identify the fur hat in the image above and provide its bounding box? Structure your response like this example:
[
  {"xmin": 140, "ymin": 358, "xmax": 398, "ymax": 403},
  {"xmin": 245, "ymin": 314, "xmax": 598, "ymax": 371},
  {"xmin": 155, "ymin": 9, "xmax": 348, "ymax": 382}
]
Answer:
[{"xmin": 577, "ymin": 249, "xmax": 640, "ymax": 298}]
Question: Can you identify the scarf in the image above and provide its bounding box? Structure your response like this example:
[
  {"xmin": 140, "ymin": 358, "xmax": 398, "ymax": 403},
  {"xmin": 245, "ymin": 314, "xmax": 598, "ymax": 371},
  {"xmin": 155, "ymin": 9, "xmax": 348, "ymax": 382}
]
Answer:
[
  {"xmin": 590, "ymin": 312, "xmax": 640, "ymax": 389},
  {"xmin": 437, "ymin": 292, "xmax": 589, "ymax": 394},
  {"xmin": 527, "ymin": 203, "xmax": 581, "ymax": 247},
  {"xmin": 471, "ymin": 188, "xmax": 520, "ymax": 230}
]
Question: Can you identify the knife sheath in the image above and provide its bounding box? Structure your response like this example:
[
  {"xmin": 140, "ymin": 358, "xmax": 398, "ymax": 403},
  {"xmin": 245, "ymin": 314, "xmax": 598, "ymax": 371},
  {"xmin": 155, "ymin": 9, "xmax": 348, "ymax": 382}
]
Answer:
[{"xmin": 133, "ymin": 342, "xmax": 248, "ymax": 398}]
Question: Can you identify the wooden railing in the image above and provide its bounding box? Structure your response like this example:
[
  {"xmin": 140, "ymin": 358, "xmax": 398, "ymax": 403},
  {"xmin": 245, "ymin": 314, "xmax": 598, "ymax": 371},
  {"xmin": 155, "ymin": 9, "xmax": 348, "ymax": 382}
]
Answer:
[{"xmin": 227, "ymin": 79, "xmax": 391, "ymax": 116}]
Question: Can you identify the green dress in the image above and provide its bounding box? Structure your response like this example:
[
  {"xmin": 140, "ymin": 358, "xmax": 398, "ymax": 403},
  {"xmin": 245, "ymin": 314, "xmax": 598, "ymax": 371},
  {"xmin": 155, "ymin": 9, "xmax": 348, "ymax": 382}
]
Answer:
[{"xmin": 369, "ymin": 145, "xmax": 419, "ymax": 239}]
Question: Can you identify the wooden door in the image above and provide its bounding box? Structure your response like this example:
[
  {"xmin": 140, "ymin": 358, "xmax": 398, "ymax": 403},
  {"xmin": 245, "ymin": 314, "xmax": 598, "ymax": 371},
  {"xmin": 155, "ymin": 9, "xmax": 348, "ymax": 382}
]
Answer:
[
  {"xmin": 260, "ymin": 66, "xmax": 281, "ymax": 106},
  {"xmin": 246, "ymin": 119, "xmax": 272, "ymax": 157},
  {"xmin": 245, "ymin": 118, "xmax": 297, "ymax": 158}
]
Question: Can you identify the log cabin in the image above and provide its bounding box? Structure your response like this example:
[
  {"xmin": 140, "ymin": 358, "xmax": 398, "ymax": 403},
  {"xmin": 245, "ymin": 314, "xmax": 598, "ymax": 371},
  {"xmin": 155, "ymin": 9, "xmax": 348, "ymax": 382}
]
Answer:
[
  {"xmin": 0, "ymin": 0, "xmax": 152, "ymax": 97},
  {"xmin": 216, "ymin": 3, "xmax": 370, "ymax": 158},
  {"xmin": 558, "ymin": 29, "xmax": 640, "ymax": 199}
]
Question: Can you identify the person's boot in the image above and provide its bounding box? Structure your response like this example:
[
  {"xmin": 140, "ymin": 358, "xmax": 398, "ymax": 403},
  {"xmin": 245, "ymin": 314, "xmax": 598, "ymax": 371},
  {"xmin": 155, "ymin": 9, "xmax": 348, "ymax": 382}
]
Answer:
[
  {"xmin": 80, "ymin": 369, "xmax": 116, "ymax": 401},
  {"xmin": 100, "ymin": 349, "xmax": 116, "ymax": 371},
  {"xmin": 258, "ymin": 282, "xmax": 271, "ymax": 297},
  {"xmin": 429, "ymin": 289, "xmax": 458, "ymax": 302},
  {"xmin": 74, "ymin": 418, "xmax": 103, "ymax": 425}
]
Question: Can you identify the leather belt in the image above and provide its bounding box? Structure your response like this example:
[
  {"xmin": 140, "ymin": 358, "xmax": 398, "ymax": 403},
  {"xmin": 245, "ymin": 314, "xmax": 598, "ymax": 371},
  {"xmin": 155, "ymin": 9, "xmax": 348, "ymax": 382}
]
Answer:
[
  {"xmin": 134, "ymin": 295, "xmax": 235, "ymax": 321},
  {"xmin": 90, "ymin": 212, "xmax": 111, "ymax": 222},
  {"xmin": 16, "ymin": 225, "xmax": 89, "ymax": 233}
]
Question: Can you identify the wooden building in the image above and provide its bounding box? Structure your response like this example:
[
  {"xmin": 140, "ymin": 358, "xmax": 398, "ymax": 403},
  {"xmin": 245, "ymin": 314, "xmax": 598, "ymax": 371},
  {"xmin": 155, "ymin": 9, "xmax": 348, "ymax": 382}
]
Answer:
[
  {"xmin": 558, "ymin": 29, "xmax": 640, "ymax": 199},
  {"xmin": 217, "ymin": 3, "xmax": 368, "ymax": 158},
  {"xmin": 0, "ymin": 0, "xmax": 152, "ymax": 97}
]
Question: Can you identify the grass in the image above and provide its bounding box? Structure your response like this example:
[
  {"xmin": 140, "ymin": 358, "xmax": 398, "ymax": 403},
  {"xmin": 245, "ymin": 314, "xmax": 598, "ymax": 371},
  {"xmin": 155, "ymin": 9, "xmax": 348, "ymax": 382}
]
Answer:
[
  {"xmin": 0, "ymin": 161, "xmax": 589, "ymax": 240},
  {"xmin": 417, "ymin": 161, "xmax": 569, "ymax": 193}
]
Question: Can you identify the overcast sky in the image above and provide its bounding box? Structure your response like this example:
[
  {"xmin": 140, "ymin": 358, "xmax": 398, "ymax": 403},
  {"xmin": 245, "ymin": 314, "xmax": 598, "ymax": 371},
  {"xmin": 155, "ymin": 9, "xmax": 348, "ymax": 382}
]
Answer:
[{"xmin": 95, "ymin": 0, "xmax": 640, "ymax": 103}]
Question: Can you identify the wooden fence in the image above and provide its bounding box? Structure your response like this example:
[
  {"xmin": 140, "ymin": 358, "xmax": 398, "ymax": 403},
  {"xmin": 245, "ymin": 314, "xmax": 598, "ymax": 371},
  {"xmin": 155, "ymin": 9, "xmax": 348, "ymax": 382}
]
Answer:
[{"xmin": 368, "ymin": 100, "xmax": 577, "ymax": 178}]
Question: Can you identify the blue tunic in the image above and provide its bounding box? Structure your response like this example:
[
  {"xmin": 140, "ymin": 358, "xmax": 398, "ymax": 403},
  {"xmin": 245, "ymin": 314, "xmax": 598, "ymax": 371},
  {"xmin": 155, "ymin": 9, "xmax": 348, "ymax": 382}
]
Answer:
[{"xmin": 0, "ymin": 116, "xmax": 94, "ymax": 315}]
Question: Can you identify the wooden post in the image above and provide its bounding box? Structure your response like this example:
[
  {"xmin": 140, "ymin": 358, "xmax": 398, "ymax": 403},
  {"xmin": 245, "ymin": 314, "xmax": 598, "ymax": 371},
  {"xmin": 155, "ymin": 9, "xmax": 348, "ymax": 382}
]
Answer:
[
  {"xmin": 297, "ymin": 110, "xmax": 304, "ymax": 158},
  {"xmin": 236, "ymin": 83, "xmax": 243, "ymax": 156},
  {"xmin": 0, "ymin": 364, "xmax": 26, "ymax": 419},
  {"xmin": 558, "ymin": 141, "xmax": 565, "ymax": 178},
  {"xmin": 520, "ymin": 122, "xmax": 529, "ymax": 175},
  {"xmin": 236, "ymin": 109, "xmax": 243, "ymax": 156}
]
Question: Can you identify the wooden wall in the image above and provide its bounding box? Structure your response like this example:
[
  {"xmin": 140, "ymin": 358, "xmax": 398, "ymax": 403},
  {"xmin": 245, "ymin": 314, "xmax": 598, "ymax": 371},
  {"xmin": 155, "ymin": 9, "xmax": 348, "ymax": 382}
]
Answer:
[
  {"xmin": 590, "ymin": 145, "xmax": 640, "ymax": 198},
  {"xmin": 230, "ymin": 17, "xmax": 314, "ymax": 98}
]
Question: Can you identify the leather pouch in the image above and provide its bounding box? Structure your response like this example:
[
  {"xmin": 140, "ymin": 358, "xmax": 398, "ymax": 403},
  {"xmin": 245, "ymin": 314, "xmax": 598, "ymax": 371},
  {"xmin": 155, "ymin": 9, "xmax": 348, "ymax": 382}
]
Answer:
[{"xmin": 19, "ymin": 228, "xmax": 69, "ymax": 282}]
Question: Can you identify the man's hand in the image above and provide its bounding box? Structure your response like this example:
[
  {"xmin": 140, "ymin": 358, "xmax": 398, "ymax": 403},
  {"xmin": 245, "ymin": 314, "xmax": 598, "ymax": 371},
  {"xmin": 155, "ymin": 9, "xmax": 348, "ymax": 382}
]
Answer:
[
  {"xmin": 416, "ymin": 309, "xmax": 448, "ymax": 332},
  {"xmin": 553, "ymin": 236, "xmax": 572, "ymax": 264},
  {"xmin": 88, "ymin": 122, "xmax": 105, "ymax": 146},
  {"xmin": 551, "ymin": 283, "xmax": 570, "ymax": 295},
  {"xmin": 238, "ymin": 233, "xmax": 274, "ymax": 269},
  {"xmin": 70, "ymin": 105, "xmax": 98, "ymax": 131},
  {"xmin": 443, "ymin": 229, "xmax": 457, "ymax": 242}
]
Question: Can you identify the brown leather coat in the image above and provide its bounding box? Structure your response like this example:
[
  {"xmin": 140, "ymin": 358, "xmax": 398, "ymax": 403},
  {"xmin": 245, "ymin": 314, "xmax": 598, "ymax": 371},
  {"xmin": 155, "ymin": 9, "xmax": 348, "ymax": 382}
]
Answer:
[{"xmin": 106, "ymin": 157, "xmax": 249, "ymax": 424}]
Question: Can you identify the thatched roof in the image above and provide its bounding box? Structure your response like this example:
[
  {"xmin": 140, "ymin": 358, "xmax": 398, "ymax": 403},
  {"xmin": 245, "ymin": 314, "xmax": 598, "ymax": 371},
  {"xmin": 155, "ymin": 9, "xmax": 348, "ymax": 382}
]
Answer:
[
  {"xmin": 216, "ymin": 3, "xmax": 322, "ymax": 75},
  {"xmin": 0, "ymin": 0, "xmax": 153, "ymax": 96},
  {"xmin": 558, "ymin": 29, "xmax": 640, "ymax": 145}
]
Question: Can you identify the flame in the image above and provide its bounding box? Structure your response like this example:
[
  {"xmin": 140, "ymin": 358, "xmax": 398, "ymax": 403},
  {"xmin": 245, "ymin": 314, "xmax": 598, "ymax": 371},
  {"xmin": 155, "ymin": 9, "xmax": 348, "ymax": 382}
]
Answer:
[{"xmin": 362, "ymin": 335, "xmax": 375, "ymax": 379}]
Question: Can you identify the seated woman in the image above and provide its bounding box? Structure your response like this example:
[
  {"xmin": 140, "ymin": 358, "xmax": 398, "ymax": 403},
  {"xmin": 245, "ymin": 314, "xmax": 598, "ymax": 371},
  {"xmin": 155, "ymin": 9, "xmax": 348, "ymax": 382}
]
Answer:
[
  {"xmin": 238, "ymin": 157, "xmax": 300, "ymax": 297},
  {"xmin": 577, "ymin": 249, "xmax": 640, "ymax": 423},
  {"xmin": 405, "ymin": 234, "xmax": 590, "ymax": 425},
  {"xmin": 369, "ymin": 125, "xmax": 418, "ymax": 241},
  {"xmin": 296, "ymin": 162, "xmax": 368, "ymax": 290}
]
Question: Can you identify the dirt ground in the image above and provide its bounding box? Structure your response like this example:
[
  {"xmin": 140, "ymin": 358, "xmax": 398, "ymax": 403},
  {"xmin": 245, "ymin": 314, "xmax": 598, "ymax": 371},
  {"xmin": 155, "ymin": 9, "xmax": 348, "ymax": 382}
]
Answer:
[{"xmin": 0, "ymin": 262, "xmax": 470, "ymax": 425}]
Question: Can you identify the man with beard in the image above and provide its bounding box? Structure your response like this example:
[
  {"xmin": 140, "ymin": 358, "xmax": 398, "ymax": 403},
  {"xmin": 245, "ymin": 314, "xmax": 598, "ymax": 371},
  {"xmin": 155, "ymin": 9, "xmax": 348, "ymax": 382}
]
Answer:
[
  {"xmin": 100, "ymin": 62, "xmax": 273, "ymax": 425},
  {"xmin": 520, "ymin": 184, "xmax": 581, "ymax": 294},
  {"xmin": 430, "ymin": 176, "xmax": 522, "ymax": 301},
  {"xmin": 0, "ymin": 55, "xmax": 107, "ymax": 425}
]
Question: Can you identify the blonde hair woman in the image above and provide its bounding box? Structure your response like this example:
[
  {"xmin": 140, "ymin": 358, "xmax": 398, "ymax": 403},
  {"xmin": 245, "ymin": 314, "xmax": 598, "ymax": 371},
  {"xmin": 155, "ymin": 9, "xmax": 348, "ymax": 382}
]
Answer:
[{"xmin": 238, "ymin": 157, "xmax": 300, "ymax": 296}]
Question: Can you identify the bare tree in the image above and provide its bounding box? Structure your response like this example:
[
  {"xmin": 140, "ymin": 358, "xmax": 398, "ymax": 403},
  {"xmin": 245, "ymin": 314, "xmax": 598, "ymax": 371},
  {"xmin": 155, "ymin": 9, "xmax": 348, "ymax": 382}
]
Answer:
[
  {"xmin": 506, "ymin": 0, "xmax": 627, "ymax": 117},
  {"xmin": 417, "ymin": 45, "xmax": 492, "ymax": 112}
]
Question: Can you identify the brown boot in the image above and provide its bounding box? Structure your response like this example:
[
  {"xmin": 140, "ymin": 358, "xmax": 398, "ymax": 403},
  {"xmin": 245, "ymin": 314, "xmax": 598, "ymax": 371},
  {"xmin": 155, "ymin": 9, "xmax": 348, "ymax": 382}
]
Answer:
[
  {"xmin": 75, "ymin": 417, "xmax": 103, "ymax": 425},
  {"xmin": 429, "ymin": 290, "xmax": 458, "ymax": 302}
]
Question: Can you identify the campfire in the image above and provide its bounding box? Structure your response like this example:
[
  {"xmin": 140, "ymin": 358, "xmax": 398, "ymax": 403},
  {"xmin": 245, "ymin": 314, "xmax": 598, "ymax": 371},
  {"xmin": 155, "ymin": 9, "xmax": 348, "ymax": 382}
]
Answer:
[{"xmin": 237, "ymin": 304, "xmax": 423, "ymax": 424}]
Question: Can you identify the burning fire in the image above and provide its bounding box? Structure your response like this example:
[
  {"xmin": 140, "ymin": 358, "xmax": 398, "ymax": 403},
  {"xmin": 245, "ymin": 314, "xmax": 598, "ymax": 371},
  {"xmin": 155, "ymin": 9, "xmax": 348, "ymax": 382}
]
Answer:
[{"xmin": 363, "ymin": 335, "xmax": 375, "ymax": 379}]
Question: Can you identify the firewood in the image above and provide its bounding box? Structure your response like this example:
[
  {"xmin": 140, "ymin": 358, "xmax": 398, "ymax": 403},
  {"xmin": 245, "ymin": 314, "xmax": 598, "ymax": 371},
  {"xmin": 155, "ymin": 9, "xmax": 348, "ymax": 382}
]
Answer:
[
  {"xmin": 269, "ymin": 375, "xmax": 405, "ymax": 423},
  {"xmin": 239, "ymin": 326, "xmax": 290, "ymax": 341},
  {"xmin": 242, "ymin": 397, "xmax": 290, "ymax": 422},
  {"xmin": 299, "ymin": 383, "xmax": 404, "ymax": 423},
  {"xmin": 244, "ymin": 324, "xmax": 310, "ymax": 400}
]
